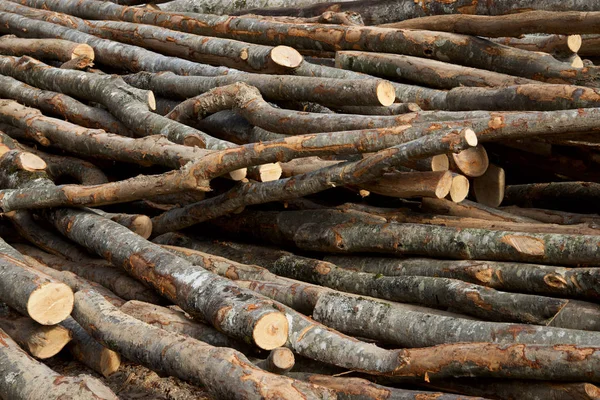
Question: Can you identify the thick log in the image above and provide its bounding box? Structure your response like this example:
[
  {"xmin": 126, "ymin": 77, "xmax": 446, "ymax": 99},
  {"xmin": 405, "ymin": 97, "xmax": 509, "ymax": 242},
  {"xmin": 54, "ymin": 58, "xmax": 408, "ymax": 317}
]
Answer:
[
  {"xmin": 0, "ymin": 307, "xmax": 71, "ymax": 359},
  {"xmin": 0, "ymin": 35, "xmax": 94, "ymax": 61},
  {"xmin": 335, "ymin": 51, "xmax": 537, "ymax": 90},
  {"xmin": 313, "ymin": 291, "xmax": 600, "ymax": 348},
  {"xmin": 381, "ymin": 11, "xmax": 600, "ymax": 37},
  {"xmin": 45, "ymin": 207, "xmax": 289, "ymax": 350},
  {"xmin": 90, "ymin": 209, "xmax": 153, "ymax": 239},
  {"xmin": 16, "ymin": 244, "xmax": 164, "ymax": 304},
  {"xmin": 501, "ymin": 206, "xmax": 600, "ymax": 225},
  {"xmin": 421, "ymin": 198, "xmax": 537, "ymax": 223},
  {"xmin": 251, "ymin": 347, "xmax": 295, "ymax": 374},
  {"xmin": 207, "ymin": 208, "xmax": 600, "ymax": 266},
  {"xmin": 325, "ymin": 255, "xmax": 600, "ymax": 301},
  {"xmin": 504, "ymin": 182, "xmax": 600, "ymax": 213},
  {"xmin": 0, "ymin": 56, "xmax": 208, "ymax": 147},
  {"xmin": 288, "ymin": 373, "xmax": 483, "ymax": 400},
  {"xmin": 160, "ymin": 0, "xmax": 346, "ymax": 14},
  {"xmin": 150, "ymin": 128, "xmax": 476, "ymax": 233},
  {"xmin": 24, "ymin": 0, "xmax": 600, "ymax": 86},
  {"xmin": 490, "ymin": 34, "xmax": 582, "ymax": 57},
  {"xmin": 72, "ymin": 290, "xmax": 335, "ymax": 399},
  {"xmin": 0, "ymin": 327, "xmax": 117, "ymax": 399},
  {"xmin": 0, "ymin": 74, "xmax": 133, "ymax": 137},
  {"xmin": 360, "ymin": 171, "xmax": 453, "ymax": 199},
  {"xmin": 119, "ymin": 300, "xmax": 252, "ymax": 352},
  {"xmin": 0, "ymin": 238, "xmax": 73, "ymax": 325},
  {"xmin": 449, "ymin": 145, "xmax": 489, "ymax": 178},
  {"xmin": 123, "ymin": 70, "xmax": 396, "ymax": 107},
  {"xmin": 473, "ymin": 164, "xmax": 505, "ymax": 208}
]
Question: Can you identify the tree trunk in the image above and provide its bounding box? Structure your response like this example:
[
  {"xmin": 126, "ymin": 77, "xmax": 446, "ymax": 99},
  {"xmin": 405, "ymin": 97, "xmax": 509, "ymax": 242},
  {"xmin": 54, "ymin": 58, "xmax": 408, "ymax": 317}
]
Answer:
[
  {"xmin": 45, "ymin": 207, "xmax": 289, "ymax": 350},
  {"xmin": 160, "ymin": 0, "xmax": 348, "ymax": 14},
  {"xmin": 335, "ymin": 50, "xmax": 537, "ymax": 90},
  {"xmin": 0, "ymin": 307, "xmax": 71, "ymax": 359},
  {"xmin": 490, "ymin": 34, "xmax": 582, "ymax": 57},
  {"xmin": 380, "ymin": 11, "xmax": 600, "ymax": 37},
  {"xmin": 359, "ymin": 171, "xmax": 453, "ymax": 199},
  {"xmin": 72, "ymin": 289, "xmax": 336, "ymax": 399},
  {"xmin": 123, "ymin": 70, "xmax": 396, "ymax": 107},
  {"xmin": 0, "ymin": 35, "xmax": 94, "ymax": 61},
  {"xmin": 504, "ymin": 182, "xmax": 600, "ymax": 213},
  {"xmin": 0, "ymin": 327, "xmax": 118, "ymax": 399},
  {"xmin": 0, "ymin": 238, "xmax": 73, "ymax": 325}
]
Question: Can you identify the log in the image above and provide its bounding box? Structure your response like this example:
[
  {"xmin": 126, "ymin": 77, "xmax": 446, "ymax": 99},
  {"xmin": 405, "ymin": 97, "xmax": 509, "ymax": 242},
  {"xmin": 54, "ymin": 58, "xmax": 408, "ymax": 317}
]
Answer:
[
  {"xmin": 0, "ymin": 35, "xmax": 94, "ymax": 62},
  {"xmin": 72, "ymin": 289, "xmax": 335, "ymax": 399},
  {"xmin": 159, "ymin": 0, "xmax": 346, "ymax": 14},
  {"xmin": 0, "ymin": 56, "xmax": 207, "ymax": 147},
  {"xmin": 0, "ymin": 238, "xmax": 73, "ymax": 325},
  {"xmin": 325, "ymin": 255, "xmax": 600, "ymax": 301},
  {"xmin": 15, "ymin": 244, "xmax": 164, "ymax": 304},
  {"xmin": 421, "ymin": 198, "xmax": 537, "ymax": 223},
  {"xmin": 580, "ymin": 34, "xmax": 600, "ymax": 57},
  {"xmin": 0, "ymin": 327, "xmax": 118, "ymax": 399},
  {"xmin": 448, "ymin": 173, "xmax": 470, "ymax": 203},
  {"xmin": 90, "ymin": 209, "xmax": 153, "ymax": 239},
  {"xmin": 246, "ymin": 163, "xmax": 283, "ymax": 183},
  {"xmin": 490, "ymin": 34, "xmax": 582, "ymax": 57},
  {"xmin": 197, "ymin": 111, "xmax": 287, "ymax": 145},
  {"xmin": 280, "ymin": 157, "xmax": 341, "ymax": 178},
  {"xmin": 0, "ymin": 307, "xmax": 71, "ymax": 359},
  {"xmin": 28, "ymin": 0, "xmax": 600, "ymax": 86},
  {"xmin": 251, "ymin": 347, "xmax": 295, "ymax": 374},
  {"xmin": 359, "ymin": 171, "xmax": 453, "ymax": 199},
  {"xmin": 59, "ymin": 54, "xmax": 94, "ymax": 70},
  {"xmin": 335, "ymin": 51, "xmax": 537, "ymax": 90},
  {"xmin": 380, "ymin": 11, "xmax": 600, "ymax": 37},
  {"xmin": 449, "ymin": 145, "xmax": 489, "ymax": 178},
  {"xmin": 45, "ymin": 207, "xmax": 290, "ymax": 350},
  {"xmin": 22, "ymin": 147, "xmax": 109, "ymax": 185},
  {"xmin": 501, "ymin": 206, "xmax": 600, "ymax": 225},
  {"xmin": 473, "ymin": 164, "xmax": 506, "ymax": 208},
  {"xmin": 332, "ymin": 103, "xmax": 420, "ymax": 115},
  {"xmin": 207, "ymin": 208, "xmax": 600, "ymax": 266},
  {"xmin": 504, "ymin": 182, "xmax": 600, "ymax": 213},
  {"xmin": 123, "ymin": 70, "xmax": 396, "ymax": 107},
  {"xmin": 312, "ymin": 291, "xmax": 600, "ymax": 348}
]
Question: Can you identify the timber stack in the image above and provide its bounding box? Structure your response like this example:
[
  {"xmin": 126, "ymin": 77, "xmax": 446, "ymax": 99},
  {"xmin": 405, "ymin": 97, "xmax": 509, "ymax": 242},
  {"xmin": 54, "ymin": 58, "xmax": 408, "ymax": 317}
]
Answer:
[{"xmin": 1, "ymin": 0, "xmax": 600, "ymax": 399}]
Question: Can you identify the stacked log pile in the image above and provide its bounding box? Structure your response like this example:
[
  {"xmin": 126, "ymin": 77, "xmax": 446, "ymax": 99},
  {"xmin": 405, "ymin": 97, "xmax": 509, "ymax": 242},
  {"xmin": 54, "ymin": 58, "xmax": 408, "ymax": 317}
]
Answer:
[{"xmin": 1, "ymin": 0, "xmax": 600, "ymax": 398}]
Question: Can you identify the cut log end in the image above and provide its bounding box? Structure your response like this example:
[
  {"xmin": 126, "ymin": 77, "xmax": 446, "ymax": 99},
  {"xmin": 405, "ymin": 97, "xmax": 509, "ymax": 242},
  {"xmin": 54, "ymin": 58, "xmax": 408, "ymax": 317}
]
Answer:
[
  {"xmin": 71, "ymin": 43, "xmax": 95, "ymax": 61},
  {"xmin": 18, "ymin": 153, "xmax": 47, "ymax": 171},
  {"xmin": 131, "ymin": 215, "xmax": 153, "ymax": 239},
  {"xmin": 431, "ymin": 154, "xmax": 450, "ymax": 171},
  {"xmin": 449, "ymin": 174, "xmax": 470, "ymax": 203},
  {"xmin": 271, "ymin": 46, "xmax": 303, "ymax": 69},
  {"xmin": 568, "ymin": 35, "xmax": 583, "ymax": 53},
  {"xmin": 252, "ymin": 312, "xmax": 289, "ymax": 350},
  {"xmin": 473, "ymin": 164, "xmax": 506, "ymax": 208},
  {"xmin": 376, "ymin": 81, "xmax": 396, "ymax": 107},
  {"xmin": 434, "ymin": 171, "xmax": 453, "ymax": 199},
  {"xmin": 30, "ymin": 325, "xmax": 72, "ymax": 359},
  {"xmin": 451, "ymin": 144, "xmax": 488, "ymax": 178},
  {"xmin": 27, "ymin": 282, "xmax": 74, "ymax": 325},
  {"xmin": 571, "ymin": 56, "xmax": 584, "ymax": 69},
  {"xmin": 147, "ymin": 91, "xmax": 157, "ymax": 111},
  {"xmin": 269, "ymin": 347, "xmax": 295, "ymax": 373},
  {"xmin": 229, "ymin": 168, "xmax": 248, "ymax": 181},
  {"xmin": 463, "ymin": 128, "xmax": 478, "ymax": 147},
  {"xmin": 99, "ymin": 349, "xmax": 121, "ymax": 377},
  {"xmin": 256, "ymin": 163, "xmax": 283, "ymax": 182}
]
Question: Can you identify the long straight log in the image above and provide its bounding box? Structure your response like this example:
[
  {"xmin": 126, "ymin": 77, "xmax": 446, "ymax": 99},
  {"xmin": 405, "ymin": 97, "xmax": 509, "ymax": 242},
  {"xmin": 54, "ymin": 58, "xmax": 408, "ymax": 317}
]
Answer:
[
  {"xmin": 504, "ymin": 182, "xmax": 600, "ymax": 213},
  {"xmin": 0, "ymin": 238, "xmax": 73, "ymax": 325},
  {"xmin": 89, "ymin": 209, "xmax": 153, "ymax": 239},
  {"xmin": 421, "ymin": 198, "xmax": 537, "ymax": 223},
  {"xmin": 160, "ymin": 0, "xmax": 346, "ymax": 14},
  {"xmin": 207, "ymin": 208, "xmax": 600, "ymax": 266},
  {"xmin": 123, "ymin": 71, "xmax": 395, "ymax": 107},
  {"xmin": 22, "ymin": 0, "xmax": 600, "ymax": 86},
  {"xmin": 490, "ymin": 34, "xmax": 582, "ymax": 57},
  {"xmin": 45, "ymin": 207, "xmax": 289, "ymax": 350},
  {"xmin": 381, "ymin": 11, "xmax": 600, "ymax": 37},
  {"xmin": 359, "ymin": 171, "xmax": 453, "ymax": 199},
  {"xmin": 501, "ymin": 206, "xmax": 600, "ymax": 225},
  {"xmin": 72, "ymin": 290, "xmax": 335, "ymax": 399},
  {"xmin": 0, "ymin": 327, "xmax": 117, "ymax": 399},
  {"xmin": 335, "ymin": 51, "xmax": 537, "ymax": 90},
  {"xmin": 0, "ymin": 35, "xmax": 94, "ymax": 62}
]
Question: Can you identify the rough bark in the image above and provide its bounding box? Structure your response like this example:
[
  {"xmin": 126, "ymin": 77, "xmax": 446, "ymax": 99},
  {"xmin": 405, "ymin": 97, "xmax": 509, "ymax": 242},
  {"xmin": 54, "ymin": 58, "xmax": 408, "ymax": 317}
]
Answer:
[
  {"xmin": 0, "ymin": 35, "xmax": 94, "ymax": 61},
  {"xmin": 151, "ymin": 128, "xmax": 476, "ymax": 233},
  {"xmin": 16, "ymin": 244, "xmax": 164, "ymax": 304},
  {"xmin": 72, "ymin": 289, "xmax": 336, "ymax": 399},
  {"xmin": 359, "ymin": 171, "xmax": 453, "ymax": 199},
  {"xmin": 0, "ymin": 327, "xmax": 118, "ymax": 399},
  {"xmin": 501, "ymin": 206, "xmax": 600, "ymax": 225},
  {"xmin": 123, "ymin": 70, "xmax": 396, "ymax": 107},
  {"xmin": 421, "ymin": 198, "xmax": 537, "ymax": 223},
  {"xmin": 490, "ymin": 34, "xmax": 582, "ymax": 58},
  {"xmin": 119, "ymin": 300, "xmax": 252, "ymax": 353},
  {"xmin": 26, "ymin": 0, "xmax": 600, "ymax": 86},
  {"xmin": 381, "ymin": 11, "xmax": 600, "ymax": 37},
  {"xmin": 0, "ymin": 56, "xmax": 207, "ymax": 147},
  {"xmin": 59, "ymin": 54, "xmax": 94, "ymax": 70},
  {"xmin": 325, "ymin": 255, "xmax": 600, "ymax": 301},
  {"xmin": 160, "ymin": 0, "xmax": 348, "ymax": 14},
  {"xmin": 0, "ymin": 307, "xmax": 71, "ymax": 359},
  {"xmin": 332, "ymin": 103, "xmax": 421, "ymax": 115},
  {"xmin": 196, "ymin": 111, "xmax": 287, "ymax": 145},
  {"xmin": 45, "ymin": 207, "xmax": 289, "ymax": 350},
  {"xmin": 207, "ymin": 208, "xmax": 600, "ymax": 266},
  {"xmin": 336, "ymin": 51, "xmax": 537, "ymax": 90},
  {"xmin": 313, "ymin": 291, "xmax": 600, "ymax": 348},
  {"xmin": 504, "ymin": 182, "xmax": 600, "ymax": 213},
  {"xmin": 90, "ymin": 209, "xmax": 153, "ymax": 239},
  {"xmin": 0, "ymin": 74, "xmax": 133, "ymax": 137},
  {"xmin": 0, "ymin": 237, "xmax": 73, "ymax": 325}
]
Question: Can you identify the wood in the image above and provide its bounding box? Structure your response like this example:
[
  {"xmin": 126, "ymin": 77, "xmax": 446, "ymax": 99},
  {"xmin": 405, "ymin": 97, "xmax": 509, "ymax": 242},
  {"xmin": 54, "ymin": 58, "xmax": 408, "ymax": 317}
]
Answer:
[
  {"xmin": 336, "ymin": 51, "xmax": 537, "ymax": 90},
  {"xmin": 0, "ymin": 307, "xmax": 71, "ymax": 359},
  {"xmin": 449, "ymin": 145, "xmax": 489, "ymax": 178},
  {"xmin": 360, "ymin": 171, "xmax": 453, "ymax": 199},
  {"xmin": 422, "ymin": 198, "xmax": 539, "ymax": 223},
  {"xmin": 90, "ymin": 209, "xmax": 153, "ymax": 239},
  {"xmin": 332, "ymin": 103, "xmax": 420, "ymax": 115},
  {"xmin": 247, "ymin": 163, "xmax": 283, "ymax": 182},
  {"xmin": 473, "ymin": 164, "xmax": 506, "ymax": 208},
  {"xmin": 0, "ymin": 238, "xmax": 73, "ymax": 325},
  {"xmin": 501, "ymin": 206, "xmax": 600, "ymax": 225},
  {"xmin": 491, "ymin": 34, "xmax": 582, "ymax": 57},
  {"xmin": 72, "ymin": 289, "xmax": 335, "ymax": 399},
  {"xmin": 45, "ymin": 207, "xmax": 289, "ymax": 350},
  {"xmin": 504, "ymin": 182, "xmax": 600, "ymax": 213},
  {"xmin": 251, "ymin": 347, "xmax": 295, "ymax": 374},
  {"xmin": 159, "ymin": 0, "xmax": 346, "ymax": 14},
  {"xmin": 0, "ymin": 35, "xmax": 94, "ymax": 61},
  {"xmin": 448, "ymin": 173, "xmax": 470, "ymax": 203},
  {"xmin": 380, "ymin": 11, "xmax": 600, "ymax": 38},
  {"xmin": 0, "ymin": 327, "xmax": 118, "ymax": 399},
  {"xmin": 580, "ymin": 34, "xmax": 600, "ymax": 57}
]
